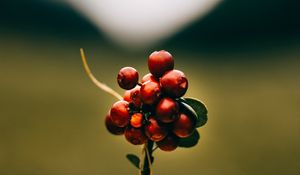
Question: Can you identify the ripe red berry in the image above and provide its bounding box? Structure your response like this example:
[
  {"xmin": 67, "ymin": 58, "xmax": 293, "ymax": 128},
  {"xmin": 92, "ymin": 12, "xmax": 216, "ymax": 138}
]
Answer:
[
  {"xmin": 123, "ymin": 86, "xmax": 142, "ymax": 108},
  {"xmin": 110, "ymin": 100, "xmax": 130, "ymax": 127},
  {"xmin": 145, "ymin": 118, "xmax": 167, "ymax": 142},
  {"xmin": 141, "ymin": 73, "xmax": 157, "ymax": 84},
  {"xmin": 148, "ymin": 50, "xmax": 174, "ymax": 78},
  {"xmin": 157, "ymin": 134, "xmax": 178, "ymax": 152},
  {"xmin": 173, "ymin": 113, "xmax": 195, "ymax": 138},
  {"xmin": 156, "ymin": 97, "xmax": 179, "ymax": 123},
  {"xmin": 117, "ymin": 67, "xmax": 139, "ymax": 90},
  {"xmin": 130, "ymin": 113, "xmax": 143, "ymax": 128},
  {"xmin": 161, "ymin": 70, "xmax": 188, "ymax": 98},
  {"xmin": 140, "ymin": 80, "xmax": 161, "ymax": 105},
  {"xmin": 105, "ymin": 114, "xmax": 125, "ymax": 135},
  {"xmin": 125, "ymin": 127, "xmax": 147, "ymax": 145},
  {"xmin": 123, "ymin": 90, "xmax": 131, "ymax": 102}
]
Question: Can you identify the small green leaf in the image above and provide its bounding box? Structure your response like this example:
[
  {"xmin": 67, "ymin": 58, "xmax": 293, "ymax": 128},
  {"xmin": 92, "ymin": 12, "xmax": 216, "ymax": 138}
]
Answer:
[
  {"xmin": 179, "ymin": 101, "xmax": 198, "ymax": 120},
  {"xmin": 126, "ymin": 154, "xmax": 140, "ymax": 169},
  {"xmin": 178, "ymin": 130, "xmax": 200, "ymax": 148},
  {"xmin": 179, "ymin": 97, "xmax": 208, "ymax": 127}
]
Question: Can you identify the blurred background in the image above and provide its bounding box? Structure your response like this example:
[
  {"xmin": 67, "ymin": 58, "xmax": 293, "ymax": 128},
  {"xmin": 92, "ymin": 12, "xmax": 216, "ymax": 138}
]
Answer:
[{"xmin": 0, "ymin": 0, "xmax": 300, "ymax": 174}]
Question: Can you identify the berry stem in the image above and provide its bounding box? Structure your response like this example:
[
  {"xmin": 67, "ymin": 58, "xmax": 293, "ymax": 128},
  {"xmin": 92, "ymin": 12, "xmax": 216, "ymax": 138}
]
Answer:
[
  {"xmin": 80, "ymin": 48, "xmax": 123, "ymax": 100},
  {"xmin": 141, "ymin": 140, "xmax": 154, "ymax": 175},
  {"xmin": 152, "ymin": 145, "xmax": 158, "ymax": 152}
]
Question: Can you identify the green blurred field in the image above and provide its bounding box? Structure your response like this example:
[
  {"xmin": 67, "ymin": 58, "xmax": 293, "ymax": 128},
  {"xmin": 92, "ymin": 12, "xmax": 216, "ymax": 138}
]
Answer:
[{"xmin": 0, "ymin": 32, "xmax": 299, "ymax": 175}]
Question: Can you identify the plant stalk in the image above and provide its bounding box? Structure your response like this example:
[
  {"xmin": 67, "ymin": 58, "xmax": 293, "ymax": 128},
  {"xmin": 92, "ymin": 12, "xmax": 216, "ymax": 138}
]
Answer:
[{"xmin": 141, "ymin": 140, "xmax": 154, "ymax": 175}]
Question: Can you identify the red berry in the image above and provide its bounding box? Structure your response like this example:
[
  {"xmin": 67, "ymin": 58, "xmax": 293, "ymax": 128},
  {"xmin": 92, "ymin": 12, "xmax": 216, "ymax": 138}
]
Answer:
[
  {"xmin": 141, "ymin": 73, "xmax": 157, "ymax": 84},
  {"xmin": 140, "ymin": 80, "xmax": 161, "ymax": 105},
  {"xmin": 125, "ymin": 127, "xmax": 147, "ymax": 145},
  {"xmin": 145, "ymin": 118, "xmax": 167, "ymax": 142},
  {"xmin": 123, "ymin": 90, "xmax": 131, "ymax": 102},
  {"xmin": 129, "ymin": 86, "xmax": 142, "ymax": 107},
  {"xmin": 148, "ymin": 50, "xmax": 174, "ymax": 78},
  {"xmin": 130, "ymin": 113, "xmax": 143, "ymax": 128},
  {"xmin": 161, "ymin": 70, "xmax": 188, "ymax": 98},
  {"xmin": 156, "ymin": 97, "xmax": 179, "ymax": 123},
  {"xmin": 110, "ymin": 100, "xmax": 130, "ymax": 127},
  {"xmin": 105, "ymin": 113, "xmax": 125, "ymax": 135},
  {"xmin": 173, "ymin": 113, "xmax": 195, "ymax": 138},
  {"xmin": 123, "ymin": 86, "xmax": 142, "ymax": 108},
  {"xmin": 157, "ymin": 134, "xmax": 178, "ymax": 152},
  {"xmin": 117, "ymin": 67, "xmax": 139, "ymax": 90}
]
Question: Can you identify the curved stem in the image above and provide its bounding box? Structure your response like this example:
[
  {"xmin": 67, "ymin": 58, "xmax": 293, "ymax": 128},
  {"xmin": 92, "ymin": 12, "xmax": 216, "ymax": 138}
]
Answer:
[{"xmin": 80, "ymin": 48, "xmax": 123, "ymax": 100}]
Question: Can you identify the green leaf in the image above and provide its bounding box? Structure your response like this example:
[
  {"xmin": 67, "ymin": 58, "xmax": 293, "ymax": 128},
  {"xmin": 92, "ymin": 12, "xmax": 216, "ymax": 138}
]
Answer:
[
  {"xmin": 126, "ymin": 154, "xmax": 140, "ymax": 169},
  {"xmin": 178, "ymin": 130, "xmax": 200, "ymax": 148},
  {"xmin": 179, "ymin": 97, "xmax": 208, "ymax": 127}
]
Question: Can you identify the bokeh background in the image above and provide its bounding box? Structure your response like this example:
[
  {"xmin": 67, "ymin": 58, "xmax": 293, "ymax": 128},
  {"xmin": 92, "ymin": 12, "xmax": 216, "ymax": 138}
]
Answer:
[{"xmin": 1, "ymin": 0, "xmax": 300, "ymax": 175}]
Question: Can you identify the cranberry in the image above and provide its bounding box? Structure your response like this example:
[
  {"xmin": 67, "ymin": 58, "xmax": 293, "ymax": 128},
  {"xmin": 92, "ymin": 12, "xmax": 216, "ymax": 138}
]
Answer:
[
  {"xmin": 130, "ymin": 113, "xmax": 143, "ymax": 128},
  {"xmin": 129, "ymin": 86, "xmax": 142, "ymax": 107},
  {"xmin": 173, "ymin": 113, "xmax": 195, "ymax": 138},
  {"xmin": 145, "ymin": 118, "xmax": 167, "ymax": 142},
  {"xmin": 117, "ymin": 67, "xmax": 139, "ymax": 90},
  {"xmin": 161, "ymin": 70, "xmax": 188, "ymax": 98},
  {"xmin": 110, "ymin": 100, "xmax": 130, "ymax": 127},
  {"xmin": 105, "ymin": 114, "xmax": 125, "ymax": 135},
  {"xmin": 141, "ymin": 73, "xmax": 157, "ymax": 83},
  {"xmin": 148, "ymin": 50, "xmax": 174, "ymax": 78},
  {"xmin": 157, "ymin": 134, "xmax": 178, "ymax": 152},
  {"xmin": 123, "ymin": 86, "xmax": 142, "ymax": 108},
  {"xmin": 125, "ymin": 127, "xmax": 147, "ymax": 145},
  {"xmin": 140, "ymin": 80, "xmax": 161, "ymax": 105},
  {"xmin": 156, "ymin": 97, "xmax": 179, "ymax": 123},
  {"xmin": 123, "ymin": 90, "xmax": 131, "ymax": 102}
]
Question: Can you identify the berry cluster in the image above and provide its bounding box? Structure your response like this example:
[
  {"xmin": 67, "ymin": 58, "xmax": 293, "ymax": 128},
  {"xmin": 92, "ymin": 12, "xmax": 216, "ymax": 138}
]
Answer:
[{"xmin": 105, "ymin": 50, "xmax": 200, "ymax": 152}]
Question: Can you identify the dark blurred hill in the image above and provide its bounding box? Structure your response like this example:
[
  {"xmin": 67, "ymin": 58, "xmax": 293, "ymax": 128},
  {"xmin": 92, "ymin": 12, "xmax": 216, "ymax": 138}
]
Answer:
[{"xmin": 0, "ymin": 0, "xmax": 299, "ymax": 52}]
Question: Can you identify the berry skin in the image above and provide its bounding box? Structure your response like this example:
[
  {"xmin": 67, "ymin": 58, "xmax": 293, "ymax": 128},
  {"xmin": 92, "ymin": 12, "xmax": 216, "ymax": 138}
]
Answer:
[
  {"xmin": 156, "ymin": 97, "xmax": 179, "ymax": 123},
  {"xmin": 145, "ymin": 118, "xmax": 167, "ymax": 142},
  {"xmin": 173, "ymin": 113, "xmax": 195, "ymax": 138},
  {"xmin": 110, "ymin": 100, "xmax": 130, "ymax": 127},
  {"xmin": 105, "ymin": 114, "xmax": 125, "ymax": 135},
  {"xmin": 141, "ymin": 73, "xmax": 157, "ymax": 84},
  {"xmin": 130, "ymin": 113, "xmax": 143, "ymax": 128},
  {"xmin": 140, "ymin": 80, "xmax": 161, "ymax": 105},
  {"xmin": 123, "ymin": 90, "xmax": 131, "ymax": 102},
  {"xmin": 117, "ymin": 67, "xmax": 139, "ymax": 90},
  {"xmin": 157, "ymin": 134, "xmax": 178, "ymax": 152},
  {"xmin": 125, "ymin": 127, "xmax": 147, "ymax": 145},
  {"xmin": 160, "ymin": 70, "xmax": 188, "ymax": 98},
  {"xmin": 123, "ymin": 86, "xmax": 142, "ymax": 108},
  {"xmin": 148, "ymin": 50, "xmax": 174, "ymax": 78}
]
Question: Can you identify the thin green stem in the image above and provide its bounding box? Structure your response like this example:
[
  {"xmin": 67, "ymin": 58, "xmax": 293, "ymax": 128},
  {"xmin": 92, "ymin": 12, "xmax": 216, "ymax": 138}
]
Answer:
[
  {"xmin": 152, "ymin": 145, "xmax": 159, "ymax": 152},
  {"xmin": 141, "ymin": 140, "xmax": 154, "ymax": 175}
]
